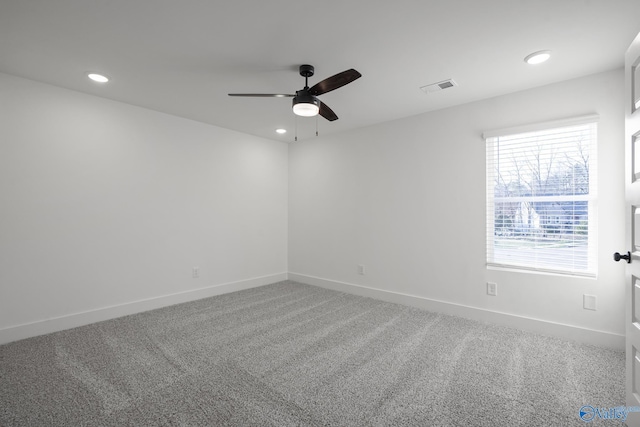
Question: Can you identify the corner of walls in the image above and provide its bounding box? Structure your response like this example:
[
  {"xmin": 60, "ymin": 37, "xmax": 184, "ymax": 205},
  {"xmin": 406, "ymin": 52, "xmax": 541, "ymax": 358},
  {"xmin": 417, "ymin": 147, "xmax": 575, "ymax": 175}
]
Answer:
[
  {"xmin": 0, "ymin": 72, "xmax": 289, "ymax": 344},
  {"xmin": 287, "ymin": 68, "xmax": 626, "ymax": 350}
]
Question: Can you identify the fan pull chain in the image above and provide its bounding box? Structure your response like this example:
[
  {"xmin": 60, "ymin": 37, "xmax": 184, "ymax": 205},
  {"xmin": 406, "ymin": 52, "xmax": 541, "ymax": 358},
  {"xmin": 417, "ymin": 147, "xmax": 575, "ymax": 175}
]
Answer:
[
  {"xmin": 316, "ymin": 115, "xmax": 319, "ymax": 137},
  {"xmin": 294, "ymin": 115, "xmax": 298, "ymax": 142}
]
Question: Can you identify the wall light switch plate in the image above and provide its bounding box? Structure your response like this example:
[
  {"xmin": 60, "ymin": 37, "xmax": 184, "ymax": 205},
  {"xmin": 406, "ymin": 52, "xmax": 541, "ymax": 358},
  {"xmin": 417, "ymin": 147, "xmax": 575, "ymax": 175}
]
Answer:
[
  {"xmin": 583, "ymin": 294, "xmax": 597, "ymax": 311},
  {"xmin": 357, "ymin": 265, "xmax": 365, "ymax": 275}
]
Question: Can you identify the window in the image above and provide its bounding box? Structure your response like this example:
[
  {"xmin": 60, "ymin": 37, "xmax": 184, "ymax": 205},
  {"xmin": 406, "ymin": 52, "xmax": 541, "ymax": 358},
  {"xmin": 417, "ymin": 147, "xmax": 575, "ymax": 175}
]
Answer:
[{"xmin": 485, "ymin": 116, "xmax": 598, "ymax": 277}]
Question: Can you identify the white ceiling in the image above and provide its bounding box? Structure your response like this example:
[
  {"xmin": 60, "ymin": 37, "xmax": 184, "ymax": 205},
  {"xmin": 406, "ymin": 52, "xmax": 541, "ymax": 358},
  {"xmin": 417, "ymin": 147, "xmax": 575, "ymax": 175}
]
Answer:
[{"xmin": 2, "ymin": 0, "xmax": 640, "ymax": 142}]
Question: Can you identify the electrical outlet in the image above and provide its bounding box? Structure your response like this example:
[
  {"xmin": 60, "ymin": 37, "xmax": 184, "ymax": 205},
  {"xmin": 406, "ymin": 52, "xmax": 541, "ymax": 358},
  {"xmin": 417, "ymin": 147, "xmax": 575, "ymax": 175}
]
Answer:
[
  {"xmin": 192, "ymin": 267, "xmax": 199, "ymax": 278},
  {"xmin": 487, "ymin": 282, "xmax": 498, "ymax": 296},
  {"xmin": 583, "ymin": 294, "xmax": 597, "ymax": 311},
  {"xmin": 357, "ymin": 265, "xmax": 365, "ymax": 275}
]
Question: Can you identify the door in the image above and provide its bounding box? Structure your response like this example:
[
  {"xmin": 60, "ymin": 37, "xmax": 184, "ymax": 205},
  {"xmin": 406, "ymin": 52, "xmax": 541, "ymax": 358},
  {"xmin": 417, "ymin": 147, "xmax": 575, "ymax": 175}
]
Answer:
[{"xmin": 625, "ymin": 31, "xmax": 640, "ymax": 427}]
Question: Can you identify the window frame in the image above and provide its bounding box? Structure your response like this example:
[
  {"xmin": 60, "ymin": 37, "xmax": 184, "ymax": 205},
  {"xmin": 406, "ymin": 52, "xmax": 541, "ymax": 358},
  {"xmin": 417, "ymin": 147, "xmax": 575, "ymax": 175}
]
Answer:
[{"xmin": 484, "ymin": 115, "xmax": 599, "ymax": 278}]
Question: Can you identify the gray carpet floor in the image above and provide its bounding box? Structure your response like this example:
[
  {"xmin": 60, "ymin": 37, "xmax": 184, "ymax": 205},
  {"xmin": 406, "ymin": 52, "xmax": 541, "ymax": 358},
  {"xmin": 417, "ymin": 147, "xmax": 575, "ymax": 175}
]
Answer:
[{"xmin": 0, "ymin": 280, "xmax": 626, "ymax": 426}]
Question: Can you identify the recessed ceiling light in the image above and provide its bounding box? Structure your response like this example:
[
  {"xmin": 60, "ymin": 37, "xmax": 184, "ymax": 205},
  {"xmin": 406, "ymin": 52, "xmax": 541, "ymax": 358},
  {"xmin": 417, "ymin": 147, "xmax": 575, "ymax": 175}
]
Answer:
[
  {"xmin": 275, "ymin": 128, "xmax": 287, "ymax": 134},
  {"xmin": 524, "ymin": 50, "xmax": 551, "ymax": 65},
  {"xmin": 87, "ymin": 73, "xmax": 109, "ymax": 83}
]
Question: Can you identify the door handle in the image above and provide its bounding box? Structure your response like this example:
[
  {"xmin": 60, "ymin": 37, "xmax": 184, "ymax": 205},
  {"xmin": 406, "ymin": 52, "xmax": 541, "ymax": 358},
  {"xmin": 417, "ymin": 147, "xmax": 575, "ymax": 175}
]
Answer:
[{"xmin": 614, "ymin": 251, "xmax": 632, "ymax": 263}]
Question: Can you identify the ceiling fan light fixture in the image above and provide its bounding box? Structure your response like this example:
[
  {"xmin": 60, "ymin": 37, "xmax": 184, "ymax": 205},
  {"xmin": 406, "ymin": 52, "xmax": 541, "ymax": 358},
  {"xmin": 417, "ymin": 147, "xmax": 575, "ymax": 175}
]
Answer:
[
  {"xmin": 293, "ymin": 102, "xmax": 319, "ymax": 117},
  {"xmin": 292, "ymin": 92, "xmax": 320, "ymax": 117}
]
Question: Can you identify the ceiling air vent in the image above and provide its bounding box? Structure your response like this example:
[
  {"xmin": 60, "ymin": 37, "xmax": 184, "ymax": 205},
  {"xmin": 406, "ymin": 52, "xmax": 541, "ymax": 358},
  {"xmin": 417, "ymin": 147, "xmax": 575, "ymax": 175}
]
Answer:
[{"xmin": 420, "ymin": 79, "xmax": 458, "ymax": 94}]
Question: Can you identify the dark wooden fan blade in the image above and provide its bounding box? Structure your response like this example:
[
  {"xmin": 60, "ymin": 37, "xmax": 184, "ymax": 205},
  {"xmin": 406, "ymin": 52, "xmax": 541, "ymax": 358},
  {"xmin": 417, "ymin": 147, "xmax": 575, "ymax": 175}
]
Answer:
[
  {"xmin": 309, "ymin": 69, "xmax": 361, "ymax": 96},
  {"xmin": 319, "ymin": 102, "xmax": 338, "ymax": 121},
  {"xmin": 228, "ymin": 93, "xmax": 294, "ymax": 97}
]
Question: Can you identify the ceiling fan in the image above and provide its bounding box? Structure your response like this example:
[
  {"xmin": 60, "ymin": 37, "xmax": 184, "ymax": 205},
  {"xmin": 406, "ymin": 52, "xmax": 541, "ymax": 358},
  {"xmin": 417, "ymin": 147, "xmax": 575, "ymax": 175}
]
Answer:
[{"xmin": 228, "ymin": 65, "xmax": 361, "ymax": 121}]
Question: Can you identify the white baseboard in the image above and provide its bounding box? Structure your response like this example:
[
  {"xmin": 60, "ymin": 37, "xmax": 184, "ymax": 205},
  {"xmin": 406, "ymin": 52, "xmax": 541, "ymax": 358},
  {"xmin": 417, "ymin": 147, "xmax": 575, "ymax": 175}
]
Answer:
[
  {"xmin": 2, "ymin": 272, "xmax": 624, "ymax": 350},
  {"xmin": 0, "ymin": 273, "xmax": 287, "ymax": 345},
  {"xmin": 288, "ymin": 272, "xmax": 624, "ymax": 350}
]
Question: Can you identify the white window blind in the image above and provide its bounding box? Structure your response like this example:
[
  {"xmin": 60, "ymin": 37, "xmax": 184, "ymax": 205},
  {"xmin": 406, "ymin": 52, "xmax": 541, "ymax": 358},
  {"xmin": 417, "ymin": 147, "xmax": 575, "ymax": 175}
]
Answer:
[{"xmin": 485, "ymin": 116, "xmax": 598, "ymax": 277}]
